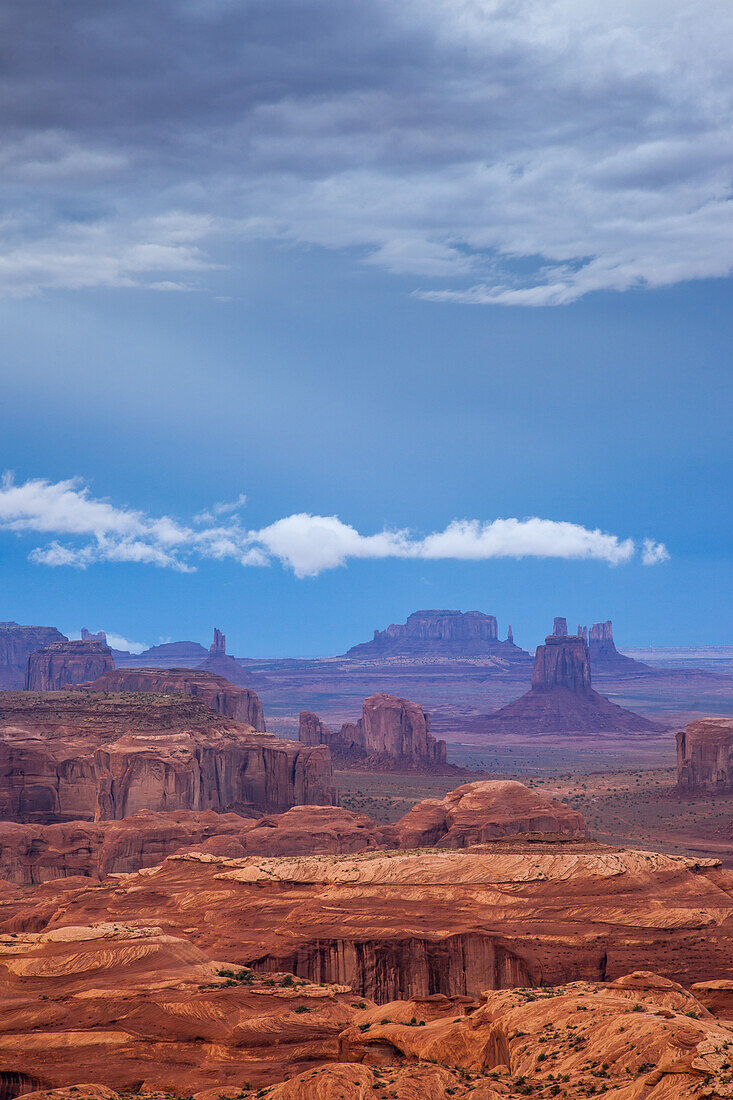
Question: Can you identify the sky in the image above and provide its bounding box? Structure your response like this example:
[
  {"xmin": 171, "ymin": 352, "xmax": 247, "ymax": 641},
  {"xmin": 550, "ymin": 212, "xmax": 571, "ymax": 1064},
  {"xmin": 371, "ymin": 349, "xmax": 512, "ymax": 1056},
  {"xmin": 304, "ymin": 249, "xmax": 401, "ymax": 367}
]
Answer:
[{"xmin": 1, "ymin": 0, "xmax": 731, "ymax": 655}]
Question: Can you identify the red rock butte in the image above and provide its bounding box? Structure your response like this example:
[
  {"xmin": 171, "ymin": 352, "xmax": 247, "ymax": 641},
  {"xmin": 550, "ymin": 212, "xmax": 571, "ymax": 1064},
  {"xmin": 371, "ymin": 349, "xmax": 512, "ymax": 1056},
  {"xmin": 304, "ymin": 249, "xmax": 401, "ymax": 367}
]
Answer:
[
  {"xmin": 25, "ymin": 639, "xmax": 114, "ymax": 691},
  {"xmin": 0, "ymin": 622, "xmax": 68, "ymax": 690},
  {"xmin": 677, "ymin": 716, "xmax": 733, "ymax": 793},
  {"xmin": 299, "ymin": 692, "xmax": 449, "ymax": 769},
  {"xmin": 477, "ymin": 627, "xmax": 659, "ymax": 736}
]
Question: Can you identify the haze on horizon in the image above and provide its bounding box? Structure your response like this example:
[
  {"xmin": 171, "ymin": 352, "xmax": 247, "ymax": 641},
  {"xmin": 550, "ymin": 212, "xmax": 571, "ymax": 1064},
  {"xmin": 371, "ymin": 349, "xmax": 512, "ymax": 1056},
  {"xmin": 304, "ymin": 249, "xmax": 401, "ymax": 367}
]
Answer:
[{"xmin": 1, "ymin": 0, "xmax": 731, "ymax": 655}]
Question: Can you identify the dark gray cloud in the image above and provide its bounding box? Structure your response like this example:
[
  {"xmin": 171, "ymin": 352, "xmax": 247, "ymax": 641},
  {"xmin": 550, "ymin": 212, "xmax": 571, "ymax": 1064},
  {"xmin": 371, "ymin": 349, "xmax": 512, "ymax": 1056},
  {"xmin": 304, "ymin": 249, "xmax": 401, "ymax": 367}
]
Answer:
[{"xmin": 1, "ymin": 0, "xmax": 731, "ymax": 301}]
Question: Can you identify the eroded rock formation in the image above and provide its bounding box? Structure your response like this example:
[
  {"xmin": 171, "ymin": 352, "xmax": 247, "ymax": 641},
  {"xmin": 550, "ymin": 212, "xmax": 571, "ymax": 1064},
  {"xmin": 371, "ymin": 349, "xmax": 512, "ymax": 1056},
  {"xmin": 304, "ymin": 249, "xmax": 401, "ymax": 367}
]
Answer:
[
  {"xmin": 81, "ymin": 667, "xmax": 266, "ymax": 730},
  {"xmin": 25, "ymin": 640, "xmax": 115, "ymax": 691},
  {"xmin": 0, "ymin": 622, "xmax": 67, "ymax": 689},
  {"xmin": 478, "ymin": 626, "xmax": 659, "ymax": 735},
  {"xmin": 122, "ymin": 639, "xmax": 209, "ymax": 667},
  {"xmin": 0, "ymin": 805, "xmax": 383, "ymax": 883},
  {"xmin": 390, "ymin": 780, "xmax": 587, "ymax": 848},
  {"xmin": 299, "ymin": 692, "xmax": 448, "ymax": 769},
  {"xmin": 578, "ymin": 619, "xmax": 650, "ymax": 674},
  {"xmin": 199, "ymin": 627, "xmax": 257, "ymax": 686},
  {"xmin": 2, "ymin": 843, "xmax": 731, "ymax": 1003},
  {"xmin": 0, "ymin": 692, "xmax": 335, "ymax": 824},
  {"xmin": 81, "ymin": 628, "xmax": 107, "ymax": 644},
  {"xmin": 677, "ymin": 717, "xmax": 733, "ymax": 793},
  {"xmin": 346, "ymin": 609, "xmax": 528, "ymax": 658}
]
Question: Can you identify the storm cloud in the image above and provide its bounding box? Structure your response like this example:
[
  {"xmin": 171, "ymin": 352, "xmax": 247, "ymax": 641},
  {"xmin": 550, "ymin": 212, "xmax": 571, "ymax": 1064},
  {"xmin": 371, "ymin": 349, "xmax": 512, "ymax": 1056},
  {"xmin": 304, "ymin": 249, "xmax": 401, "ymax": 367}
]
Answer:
[{"xmin": 1, "ymin": 0, "xmax": 731, "ymax": 302}]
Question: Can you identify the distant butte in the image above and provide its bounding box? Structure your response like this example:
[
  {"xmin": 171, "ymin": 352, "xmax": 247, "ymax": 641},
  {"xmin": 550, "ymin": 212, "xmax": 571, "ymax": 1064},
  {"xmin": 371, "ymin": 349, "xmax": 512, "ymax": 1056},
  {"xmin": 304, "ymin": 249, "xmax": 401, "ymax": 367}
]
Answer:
[
  {"xmin": 677, "ymin": 716, "xmax": 733, "ymax": 793},
  {"xmin": 578, "ymin": 619, "xmax": 651, "ymax": 675},
  {"xmin": 0, "ymin": 621, "xmax": 68, "ymax": 689},
  {"xmin": 199, "ymin": 627, "xmax": 259, "ymax": 686},
  {"xmin": 345, "ymin": 609, "xmax": 530, "ymax": 659},
  {"xmin": 299, "ymin": 692, "xmax": 454, "ymax": 771},
  {"xmin": 25, "ymin": 638, "xmax": 115, "ymax": 691},
  {"xmin": 476, "ymin": 622, "xmax": 660, "ymax": 736}
]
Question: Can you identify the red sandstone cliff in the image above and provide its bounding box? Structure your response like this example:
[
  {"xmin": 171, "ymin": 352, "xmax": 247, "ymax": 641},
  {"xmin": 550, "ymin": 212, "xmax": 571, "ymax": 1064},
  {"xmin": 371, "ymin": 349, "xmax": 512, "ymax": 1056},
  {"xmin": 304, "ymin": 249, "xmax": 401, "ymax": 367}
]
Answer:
[
  {"xmin": 0, "ymin": 692, "xmax": 335, "ymax": 824},
  {"xmin": 0, "ymin": 622, "xmax": 68, "ymax": 689},
  {"xmin": 81, "ymin": 667, "xmax": 266, "ymax": 730},
  {"xmin": 25, "ymin": 640, "xmax": 115, "ymax": 691},
  {"xmin": 299, "ymin": 692, "xmax": 448, "ymax": 769},
  {"xmin": 677, "ymin": 717, "xmax": 733, "ymax": 793},
  {"xmin": 345, "ymin": 609, "xmax": 528, "ymax": 659}
]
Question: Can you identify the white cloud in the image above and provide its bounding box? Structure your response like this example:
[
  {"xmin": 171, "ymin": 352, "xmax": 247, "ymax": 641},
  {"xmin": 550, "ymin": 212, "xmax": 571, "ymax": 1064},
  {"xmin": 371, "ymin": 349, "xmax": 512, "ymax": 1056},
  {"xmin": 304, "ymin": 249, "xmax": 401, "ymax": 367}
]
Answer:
[{"xmin": 0, "ymin": 473, "xmax": 669, "ymax": 577}]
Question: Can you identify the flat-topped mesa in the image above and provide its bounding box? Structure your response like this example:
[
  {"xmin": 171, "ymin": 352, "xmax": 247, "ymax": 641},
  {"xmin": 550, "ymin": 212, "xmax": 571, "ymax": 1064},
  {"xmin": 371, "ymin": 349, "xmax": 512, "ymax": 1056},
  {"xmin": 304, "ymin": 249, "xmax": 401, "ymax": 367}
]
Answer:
[
  {"xmin": 345, "ymin": 609, "xmax": 529, "ymax": 659},
  {"xmin": 0, "ymin": 691, "xmax": 335, "ymax": 824},
  {"xmin": 25, "ymin": 639, "xmax": 114, "ymax": 691},
  {"xmin": 299, "ymin": 692, "xmax": 447, "ymax": 769},
  {"xmin": 0, "ymin": 621, "xmax": 68, "ymax": 689},
  {"xmin": 80, "ymin": 667, "xmax": 266, "ymax": 731},
  {"xmin": 532, "ymin": 633, "xmax": 592, "ymax": 692},
  {"xmin": 81, "ymin": 627, "xmax": 107, "ymax": 644},
  {"xmin": 677, "ymin": 717, "xmax": 733, "ymax": 793}
]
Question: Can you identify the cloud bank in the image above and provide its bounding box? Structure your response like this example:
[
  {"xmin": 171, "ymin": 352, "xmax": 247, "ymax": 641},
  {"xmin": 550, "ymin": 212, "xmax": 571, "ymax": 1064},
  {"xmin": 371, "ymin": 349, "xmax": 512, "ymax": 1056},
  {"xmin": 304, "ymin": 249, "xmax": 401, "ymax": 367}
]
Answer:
[
  {"xmin": 0, "ymin": 474, "xmax": 666, "ymax": 578},
  {"xmin": 0, "ymin": 1, "xmax": 731, "ymax": 303}
]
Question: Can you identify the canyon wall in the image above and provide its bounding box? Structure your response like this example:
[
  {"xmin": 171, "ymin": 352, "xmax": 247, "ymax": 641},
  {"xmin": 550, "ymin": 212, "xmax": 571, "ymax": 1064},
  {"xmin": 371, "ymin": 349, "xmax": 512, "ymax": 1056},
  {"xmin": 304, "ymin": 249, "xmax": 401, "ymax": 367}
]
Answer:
[
  {"xmin": 0, "ymin": 692, "xmax": 335, "ymax": 824},
  {"xmin": 25, "ymin": 640, "xmax": 115, "ymax": 691}
]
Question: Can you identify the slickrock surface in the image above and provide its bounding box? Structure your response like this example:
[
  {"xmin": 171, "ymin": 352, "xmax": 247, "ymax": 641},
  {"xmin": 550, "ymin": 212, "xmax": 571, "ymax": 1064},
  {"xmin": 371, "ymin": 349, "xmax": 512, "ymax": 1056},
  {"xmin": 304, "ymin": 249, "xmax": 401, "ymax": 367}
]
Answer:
[
  {"xmin": 0, "ymin": 692, "xmax": 335, "ymax": 824},
  {"xmin": 677, "ymin": 717, "xmax": 733, "ymax": 793},
  {"xmin": 0, "ymin": 622, "xmax": 67, "ymax": 689},
  {"xmin": 3, "ymin": 842, "xmax": 731, "ymax": 1002},
  {"xmin": 80, "ymin": 667, "xmax": 266, "ymax": 730},
  {"xmin": 299, "ymin": 692, "xmax": 449, "ymax": 769},
  {"xmin": 25, "ymin": 640, "xmax": 115, "ymax": 691},
  {"xmin": 479, "ymin": 634, "xmax": 659, "ymax": 736},
  {"xmin": 346, "ymin": 610, "xmax": 528, "ymax": 659},
  {"xmin": 390, "ymin": 780, "xmax": 587, "ymax": 848},
  {"xmin": 0, "ymin": 916, "xmax": 731, "ymax": 1099},
  {"xmin": 0, "ymin": 806, "xmax": 386, "ymax": 883}
]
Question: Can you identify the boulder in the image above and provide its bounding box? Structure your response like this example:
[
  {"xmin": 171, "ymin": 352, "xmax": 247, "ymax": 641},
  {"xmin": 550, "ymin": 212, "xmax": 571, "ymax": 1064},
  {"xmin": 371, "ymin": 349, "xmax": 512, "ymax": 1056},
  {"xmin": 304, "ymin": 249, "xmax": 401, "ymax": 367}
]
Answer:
[
  {"xmin": 677, "ymin": 717, "xmax": 733, "ymax": 793},
  {"xmin": 80, "ymin": 667, "xmax": 266, "ymax": 730},
  {"xmin": 25, "ymin": 640, "xmax": 114, "ymax": 691}
]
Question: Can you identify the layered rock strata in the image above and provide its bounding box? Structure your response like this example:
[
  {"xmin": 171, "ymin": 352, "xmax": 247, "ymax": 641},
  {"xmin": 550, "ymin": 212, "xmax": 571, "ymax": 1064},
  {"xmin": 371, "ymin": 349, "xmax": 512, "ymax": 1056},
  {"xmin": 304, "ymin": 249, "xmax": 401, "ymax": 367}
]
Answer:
[
  {"xmin": 0, "ymin": 692, "xmax": 335, "ymax": 824},
  {"xmin": 346, "ymin": 609, "xmax": 528, "ymax": 658},
  {"xmin": 81, "ymin": 667, "xmax": 266, "ymax": 730},
  {"xmin": 0, "ymin": 622, "xmax": 67, "ymax": 689},
  {"xmin": 299, "ymin": 692, "xmax": 448, "ymax": 768},
  {"xmin": 677, "ymin": 717, "xmax": 733, "ymax": 793},
  {"xmin": 25, "ymin": 640, "xmax": 114, "ymax": 691}
]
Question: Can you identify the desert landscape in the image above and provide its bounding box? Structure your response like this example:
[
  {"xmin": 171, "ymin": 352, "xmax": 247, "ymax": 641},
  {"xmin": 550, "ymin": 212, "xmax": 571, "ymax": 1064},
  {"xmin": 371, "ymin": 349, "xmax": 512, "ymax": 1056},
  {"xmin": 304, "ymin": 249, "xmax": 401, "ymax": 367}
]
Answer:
[{"xmin": 0, "ymin": 612, "xmax": 731, "ymax": 1099}]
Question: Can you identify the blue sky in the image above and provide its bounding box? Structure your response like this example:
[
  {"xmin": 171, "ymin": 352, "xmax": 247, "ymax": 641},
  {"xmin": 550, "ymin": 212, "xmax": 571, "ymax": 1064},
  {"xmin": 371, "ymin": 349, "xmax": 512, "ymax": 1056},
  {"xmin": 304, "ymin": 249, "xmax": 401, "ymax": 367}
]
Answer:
[{"xmin": 1, "ymin": 1, "xmax": 731, "ymax": 654}]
